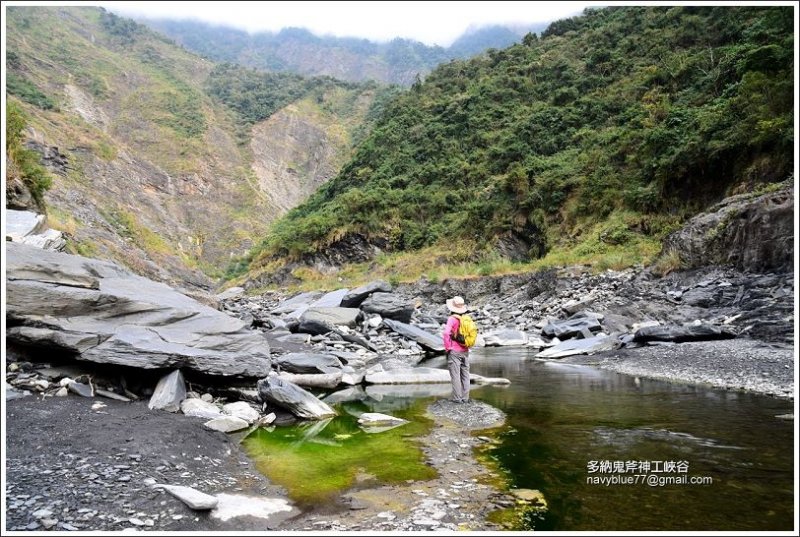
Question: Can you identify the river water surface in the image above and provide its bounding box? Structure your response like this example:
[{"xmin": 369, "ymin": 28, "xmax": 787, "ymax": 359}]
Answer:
[
  {"xmin": 468, "ymin": 346, "xmax": 795, "ymax": 531},
  {"xmin": 246, "ymin": 346, "xmax": 795, "ymax": 531}
]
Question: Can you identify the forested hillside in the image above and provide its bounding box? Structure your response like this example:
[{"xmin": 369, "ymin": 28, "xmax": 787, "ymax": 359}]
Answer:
[
  {"xmin": 143, "ymin": 20, "xmax": 545, "ymax": 85},
  {"xmin": 243, "ymin": 6, "xmax": 793, "ymax": 284},
  {"xmin": 5, "ymin": 7, "xmax": 386, "ymax": 285}
]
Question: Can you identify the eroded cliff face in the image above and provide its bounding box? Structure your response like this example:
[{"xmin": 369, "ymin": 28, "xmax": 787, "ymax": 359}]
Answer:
[
  {"xmin": 7, "ymin": 7, "xmax": 382, "ymax": 289},
  {"xmin": 249, "ymin": 92, "xmax": 374, "ymax": 214},
  {"xmin": 251, "ymin": 106, "xmax": 343, "ymax": 213},
  {"xmin": 661, "ymin": 182, "xmax": 794, "ymax": 273},
  {"xmin": 32, "ymin": 84, "xmax": 277, "ymax": 289}
]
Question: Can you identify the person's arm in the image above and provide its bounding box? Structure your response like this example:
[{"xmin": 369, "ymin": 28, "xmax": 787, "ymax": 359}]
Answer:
[{"xmin": 443, "ymin": 316, "xmax": 457, "ymax": 352}]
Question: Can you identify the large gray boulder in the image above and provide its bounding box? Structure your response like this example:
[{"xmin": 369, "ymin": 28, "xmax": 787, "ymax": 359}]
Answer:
[
  {"xmin": 148, "ymin": 370, "xmax": 186, "ymax": 412},
  {"xmin": 633, "ymin": 323, "xmax": 736, "ymax": 343},
  {"xmin": 257, "ymin": 374, "xmax": 336, "ymax": 420},
  {"xmin": 660, "ymin": 183, "xmax": 793, "ymax": 272},
  {"xmin": 340, "ymin": 281, "xmax": 392, "ymax": 308},
  {"xmin": 274, "ymin": 352, "xmax": 343, "ymax": 374},
  {"xmin": 542, "ymin": 314, "xmax": 602, "ymax": 339},
  {"xmin": 300, "ymin": 307, "xmax": 362, "ymax": 328},
  {"xmin": 6, "ymin": 243, "xmax": 270, "ymax": 378},
  {"xmin": 360, "ymin": 292, "xmax": 414, "ymax": 323},
  {"xmin": 310, "ymin": 289, "xmax": 350, "ymax": 307},
  {"xmin": 382, "ymin": 319, "xmax": 445, "ymax": 352},
  {"xmin": 536, "ymin": 334, "xmax": 616, "ymax": 358}
]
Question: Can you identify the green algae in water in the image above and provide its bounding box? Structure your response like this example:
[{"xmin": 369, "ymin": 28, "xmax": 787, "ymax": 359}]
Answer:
[{"xmin": 242, "ymin": 399, "xmax": 437, "ymax": 505}]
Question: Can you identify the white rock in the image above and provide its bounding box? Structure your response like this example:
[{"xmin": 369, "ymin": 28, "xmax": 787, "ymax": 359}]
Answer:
[
  {"xmin": 203, "ymin": 416, "xmax": 249, "ymax": 433},
  {"xmin": 222, "ymin": 401, "xmax": 260, "ymax": 424},
  {"xmin": 357, "ymin": 412, "xmax": 407, "ymax": 425},
  {"xmin": 181, "ymin": 398, "xmax": 223, "ymax": 419},
  {"xmin": 157, "ymin": 484, "xmax": 218, "ymax": 510}
]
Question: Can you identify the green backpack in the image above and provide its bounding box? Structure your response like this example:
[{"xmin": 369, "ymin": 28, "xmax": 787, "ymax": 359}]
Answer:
[{"xmin": 452, "ymin": 314, "xmax": 478, "ymax": 348}]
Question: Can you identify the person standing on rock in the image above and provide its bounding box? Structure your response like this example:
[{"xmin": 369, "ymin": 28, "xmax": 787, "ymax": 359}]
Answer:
[{"xmin": 444, "ymin": 296, "xmax": 471, "ymax": 404}]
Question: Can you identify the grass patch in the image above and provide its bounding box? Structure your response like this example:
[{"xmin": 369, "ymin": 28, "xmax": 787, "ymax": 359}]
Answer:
[
  {"xmin": 103, "ymin": 207, "xmax": 171, "ymax": 256},
  {"xmin": 46, "ymin": 207, "xmax": 80, "ymax": 235},
  {"xmin": 6, "ymin": 72, "xmax": 56, "ymax": 109}
]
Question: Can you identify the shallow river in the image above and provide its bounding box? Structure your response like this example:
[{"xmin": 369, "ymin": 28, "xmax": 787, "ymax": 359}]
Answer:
[
  {"xmin": 468, "ymin": 347, "xmax": 795, "ymax": 531},
  {"xmin": 246, "ymin": 346, "xmax": 795, "ymax": 531}
]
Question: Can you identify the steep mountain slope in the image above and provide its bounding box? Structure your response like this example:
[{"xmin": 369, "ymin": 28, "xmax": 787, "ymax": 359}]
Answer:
[
  {"xmin": 243, "ymin": 6, "xmax": 793, "ymax": 283},
  {"xmin": 5, "ymin": 7, "xmax": 385, "ymax": 287},
  {"xmin": 141, "ymin": 20, "xmax": 547, "ymax": 85}
]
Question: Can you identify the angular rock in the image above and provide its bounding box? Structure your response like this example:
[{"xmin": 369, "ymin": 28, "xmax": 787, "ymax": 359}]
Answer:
[
  {"xmin": 204, "ymin": 416, "xmax": 250, "ymax": 433},
  {"xmin": 310, "ymin": 289, "xmax": 350, "ymax": 308},
  {"xmin": 19, "ymin": 229, "xmax": 66, "ymax": 251},
  {"xmin": 274, "ymin": 352, "xmax": 343, "ymax": 374},
  {"xmin": 276, "ymin": 371, "xmax": 343, "ymax": 389},
  {"xmin": 6, "ymin": 383, "xmax": 31, "ymax": 401},
  {"xmin": 340, "ymin": 370, "xmax": 365, "ymax": 386},
  {"xmin": 340, "ymin": 281, "xmax": 392, "ymax": 308},
  {"xmin": 271, "ymin": 291, "xmax": 322, "ymax": 315},
  {"xmin": 633, "ymin": 323, "xmax": 736, "ymax": 343},
  {"xmin": 215, "ymin": 286, "xmax": 244, "ymax": 300},
  {"xmin": 542, "ymin": 314, "xmax": 602, "ymax": 339},
  {"xmin": 222, "ymin": 401, "xmax": 261, "ymax": 424},
  {"xmin": 340, "ymin": 331, "xmax": 376, "ymax": 351},
  {"xmin": 535, "ymin": 335, "xmax": 616, "ymax": 358},
  {"xmin": 67, "ymin": 380, "xmax": 95, "ymax": 398},
  {"xmin": 300, "ymin": 307, "xmax": 362, "ymax": 328},
  {"xmin": 157, "ymin": 484, "xmax": 218, "ymax": 510},
  {"xmin": 6, "ymin": 243, "xmax": 270, "ymax": 378},
  {"xmin": 360, "ymin": 293, "xmax": 414, "ymax": 323},
  {"xmin": 483, "ymin": 329, "xmax": 528, "ymax": 347},
  {"xmin": 382, "ymin": 319, "xmax": 445, "ymax": 352},
  {"xmin": 295, "ymin": 318, "xmax": 336, "ymax": 336},
  {"xmin": 95, "ymin": 389, "xmax": 131, "ymax": 402},
  {"xmin": 180, "ymin": 398, "xmax": 223, "ymax": 419},
  {"xmin": 681, "ymin": 287, "xmax": 722, "ymax": 308},
  {"xmin": 148, "ymin": 370, "xmax": 185, "ymax": 412},
  {"xmin": 257, "ymin": 374, "xmax": 336, "ymax": 420}
]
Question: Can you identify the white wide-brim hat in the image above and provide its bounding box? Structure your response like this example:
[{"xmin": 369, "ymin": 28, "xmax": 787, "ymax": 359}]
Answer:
[{"xmin": 446, "ymin": 296, "xmax": 468, "ymax": 314}]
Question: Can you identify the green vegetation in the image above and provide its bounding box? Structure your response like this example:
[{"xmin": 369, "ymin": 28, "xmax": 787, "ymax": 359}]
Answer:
[
  {"xmin": 206, "ymin": 63, "xmax": 317, "ymax": 125},
  {"xmin": 206, "ymin": 63, "xmax": 398, "ymax": 146},
  {"xmin": 247, "ymin": 6, "xmax": 792, "ymax": 280},
  {"xmin": 5, "ymin": 101, "xmax": 52, "ymax": 204},
  {"xmin": 6, "ymin": 72, "xmax": 56, "ymax": 109},
  {"xmin": 242, "ymin": 400, "xmax": 436, "ymax": 504},
  {"xmin": 102, "ymin": 207, "xmax": 171, "ymax": 256}
]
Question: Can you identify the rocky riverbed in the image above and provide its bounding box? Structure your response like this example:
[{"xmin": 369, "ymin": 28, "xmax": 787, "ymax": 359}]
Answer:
[
  {"xmin": 5, "ymin": 395, "xmax": 523, "ymax": 531},
  {"xmin": 5, "ymin": 239, "xmax": 795, "ymax": 531}
]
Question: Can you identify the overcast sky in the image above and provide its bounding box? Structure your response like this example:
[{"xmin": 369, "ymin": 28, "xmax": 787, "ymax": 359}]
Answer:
[{"xmin": 92, "ymin": 1, "xmax": 599, "ymax": 47}]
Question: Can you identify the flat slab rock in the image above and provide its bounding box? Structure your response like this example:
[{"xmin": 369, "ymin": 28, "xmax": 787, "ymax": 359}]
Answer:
[
  {"xmin": 156, "ymin": 484, "xmax": 218, "ymax": 510},
  {"xmin": 6, "ymin": 243, "xmax": 270, "ymax": 378}
]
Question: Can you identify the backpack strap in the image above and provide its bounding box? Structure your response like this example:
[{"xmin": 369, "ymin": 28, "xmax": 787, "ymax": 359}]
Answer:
[{"xmin": 450, "ymin": 314, "xmax": 462, "ymax": 341}]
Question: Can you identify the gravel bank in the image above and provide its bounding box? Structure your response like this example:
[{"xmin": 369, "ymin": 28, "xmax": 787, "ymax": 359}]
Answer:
[
  {"xmin": 564, "ymin": 338, "xmax": 795, "ymax": 399},
  {"xmin": 5, "ymin": 396, "xmax": 514, "ymax": 532}
]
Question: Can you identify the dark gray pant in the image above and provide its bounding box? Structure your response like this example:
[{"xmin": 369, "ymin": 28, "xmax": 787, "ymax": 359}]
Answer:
[{"xmin": 447, "ymin": 351, "xmax": 470, "ymax": 402}]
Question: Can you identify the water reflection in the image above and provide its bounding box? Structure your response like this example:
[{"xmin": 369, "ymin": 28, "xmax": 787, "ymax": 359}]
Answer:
[{"xmin": 466, "ymin": 346, "xmax": 795, "ymax": 531}]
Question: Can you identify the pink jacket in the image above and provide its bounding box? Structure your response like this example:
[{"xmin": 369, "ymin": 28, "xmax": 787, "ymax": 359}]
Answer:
[{"xmin": 443, "ymin": 315, "xmax": 469, "ymax": 353}]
